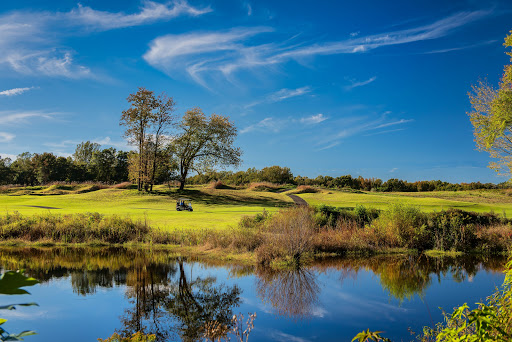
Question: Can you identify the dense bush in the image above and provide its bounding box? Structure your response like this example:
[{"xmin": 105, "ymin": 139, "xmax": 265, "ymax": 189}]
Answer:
[
  {"xmin": 256, "ymin": 206, "xmax": 317, "ymax": 264},
  {"xmin": 312, "ymin": 204, "xmax": 512, "ymax": 253}
]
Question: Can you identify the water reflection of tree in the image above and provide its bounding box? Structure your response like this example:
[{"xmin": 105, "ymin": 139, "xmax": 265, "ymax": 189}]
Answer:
[
  {"xmin": 117, "ymin": 259, "xmax": 177, "ymax": 341},
  {"xmin": 256, "ymin": 267, "xmax": 319, "ymax": 319},
  {"xmin": 165, "ymin": 259, "xmax": 241, "ymax": 341},
  {"xmin": 117, "ymin": 258, "xmax": 241, "ymax": 341},
  {"xmin": 324, "ymin": 254, "xmax": 507, "ymax": 302},
  {"xmin": 71, "ymin": 269, "xmax": 127, "ymax": 295}
]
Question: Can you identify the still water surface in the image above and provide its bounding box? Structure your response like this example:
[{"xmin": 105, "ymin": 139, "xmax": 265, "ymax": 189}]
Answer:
[{"xmin": 0, "ymin": 248, "xmax": 506, "ymax": 341}]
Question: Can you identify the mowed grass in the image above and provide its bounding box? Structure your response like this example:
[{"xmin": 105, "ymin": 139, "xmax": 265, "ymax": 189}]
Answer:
[
  {"xmin": 293, "ymin": 189, "xmax": 512, "ymax": 216},
  {"xmin": 0, "ymin": 185, "xmax": 294, "ymax": 230}
]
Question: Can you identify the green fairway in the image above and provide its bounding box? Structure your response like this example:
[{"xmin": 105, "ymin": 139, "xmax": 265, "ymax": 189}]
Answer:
[
  {"xmin": 293, "ymin": 189, "xmax": 512, "ymax": 216},
  {"xmin": 3, "ymin": 186, "xmax": 512, "ymax": 230},
  {"xmin": 0, "ymin": 185, "xmax": 294, "ymax": 230}
]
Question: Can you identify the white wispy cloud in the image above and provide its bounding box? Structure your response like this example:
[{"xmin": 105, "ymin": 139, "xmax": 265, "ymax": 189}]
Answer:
[
  {"xmin": 316, "ymin": 113, "xmax": 412, "ymax": 150},
  {"xmin": 275, "ymin": 10, "xmax": 491, "ymax": 58},
  {"xmin": 0, "ymin": 110, "xmax": 58, "ymax": 124},
  {"xmin": 423, "ymin": 39, "xmax": 497, "ymax": 54},
  {"xmin": 144, "ymin": 26, "xmax": 274, "ymax": 87},
  {"xmin": 345, "ymin": 76, "xmax": 377, "ymax": 91},
  {"xmin": 364, "ymin": 128, "xmax": 406, "ymax": 136},
  {"xmin": 0, "ymin": 12, "xmax": 92, "ymax": 78},
  {"xmin": 373, "ymin": 119, "xmax": 413, "ymax": 129},
  {"xmin": 0, "ymin": 132, "xmax": 16, "ymax": 143},
  {"xmin": 300, "ymin": 113, "xmax": 327, "ymax": 124},
  {"xmin": 36, "ymin": 52, "xmax": 91, "ymax": 78},
  {"xmin": 0, "ymin": 1, "xmax": 209, "ymax": 78},
  {"xmin": 0, "ymin": 87, "xmax": 34, "ymax": 96},
  {"xmin": 144, "ymin": 10, "xmax": 491, "ymax": 87},
  {"xmin": 244, "ymin": 2, "xmax": 253, "ymax": 16},
  {"xmin": 271, "ymin": 87, "xmax": 311, "ymax": 101},
  {"xmin": 240, "ymin": 117, "xmax": 285, "ymax": 134},
  {"xmin": 245, "ymin": 86, "xmax": 311, "ymax": 108},
  {"xmin": 68, "ymin": 0, "xmax": 211, "ymax": 30},
  {"xmin": 242, "ymin": 113, "xmax": 328, "ymax": 134}
]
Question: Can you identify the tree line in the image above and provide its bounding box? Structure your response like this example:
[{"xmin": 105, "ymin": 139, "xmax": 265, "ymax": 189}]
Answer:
[
  {"xmin": 0, "ymin": 148, "xmax": 129, "ymax": 186},
  {"xmin": 2, "ymin": 152, "xmax": 506, "ymax": 192},
  {"xmin": 0, "ymin": 87, "xmax": 242, "ymax": 190},
  {"xmin": 187, "ymin": 165, "xmax": 509, "ymax": 192}
]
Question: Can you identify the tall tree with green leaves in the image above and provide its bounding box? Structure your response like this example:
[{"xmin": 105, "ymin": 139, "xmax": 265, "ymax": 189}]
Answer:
[
  {"xmin": 10, "ymin": 153, "xmax": 36, "ymax": 186},
  {"xmin": 469, "ymin": 30, "xmax": 512, "ymax": 176},
  {"xmin": 148, "ymin": 93, "xmax": 175, "ymax": 191},
  {"xmin": 0, "ymin": 157, "xmax": 13, "ymax": 185},
  {"xmin": 92, "ymin": 148, "xmax": 117, "ymax": 183},
  {"xmin": 120, "ymin": 88, "xmax": 176, "ymax": 191},
  {"xmin": 120, "ymin": 88, "xmax": 159, "ymax": 191},
  {"xmin": 73, "ymin": 141, "xmax": 101, "ymax": 166},
  {"xmin": 171, "ymin": 108, "xmax": 242, "ymax": 190}
]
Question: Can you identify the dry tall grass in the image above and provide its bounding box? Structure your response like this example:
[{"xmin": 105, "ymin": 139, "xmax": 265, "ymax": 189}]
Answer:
[{"xmin": 256, "ymin": 206, "xmax": 317, "ymax": 264}]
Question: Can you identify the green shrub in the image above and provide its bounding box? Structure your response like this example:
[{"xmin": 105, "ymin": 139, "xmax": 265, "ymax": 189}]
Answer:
[
  {"xmin": 257, "ymin": 206, "xmax": 317, "ymax": 264},
  {"xmin": 370, "ymin": 203, "xmax": 427, "ymax": 249}
]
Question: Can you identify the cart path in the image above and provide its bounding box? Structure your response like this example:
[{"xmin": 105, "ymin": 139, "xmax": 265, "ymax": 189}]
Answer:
[
  {"xmin": 276, "ymin": 189, "xmax": 308, "ymax": 206},
  {"xmin": 287, "ymin": 194, "xmax": 308, "ymax": 206}
]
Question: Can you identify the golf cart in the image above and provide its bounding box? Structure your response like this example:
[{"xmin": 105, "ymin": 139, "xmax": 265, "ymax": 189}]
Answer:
[{"xmin": 176, "ymin": 198, "xmax": 193, "ymax": 212}]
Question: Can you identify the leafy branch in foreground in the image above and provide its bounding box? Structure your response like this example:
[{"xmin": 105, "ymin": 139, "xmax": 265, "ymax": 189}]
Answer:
[
  {"xmin": 352, "ymin": 329, "xmax": 392, "ymax": 342},
  {"xmin": 0, "ymin": 270, "xmax": 39, "ymax": 341},
  {"xmin": 469, "ymin": 29, "xmax": 512, "ymax": 176}
]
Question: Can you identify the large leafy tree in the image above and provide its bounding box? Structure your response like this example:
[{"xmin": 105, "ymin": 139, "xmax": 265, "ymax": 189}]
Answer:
[
  {"xmin": 171, "ymin": 108, "xmax": 242, "ymax": 190},
  {"xmin": 121, "ymin": 88, "xmax": 158, "ymax": 191},
  {"xmin": 92, "ymin": 148, "xmax": 117, "ymax": 183},
  {"xmin": 149, "ymin": 93, "xmax": 175, "ymax": 191},
  {"xmin": 10, "ymin": 153, "xmax": 36, "ymax": 186},
  {"xmin": 73, "ymin": 141, "xmax": 100, "ymax": 166},
  {"xmin": 32, "ymin": 152, "xmax": 57, "ymax": 184},
  {"xmin": 120, "ymin": 88, "xmax": 175, "ymax": 191},
  {"xmin": 469, "ymin": 30, "xmax": 512, "ymax": 176},
  {"xmin": 0, "ymin": 157, "xmax": 13, "ymax": 185}
]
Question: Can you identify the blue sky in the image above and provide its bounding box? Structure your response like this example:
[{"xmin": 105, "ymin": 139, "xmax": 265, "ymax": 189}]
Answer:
[{"xmin": 1, "ymin": 0, "xmax": 511, "ymax": 183}]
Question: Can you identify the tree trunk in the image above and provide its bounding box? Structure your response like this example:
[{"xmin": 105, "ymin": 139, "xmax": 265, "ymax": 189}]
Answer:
[
  {"xmin": 150, "ymin": 136, "xmax": 159, "ymax": 192},
  {"xmin": 179, "ymin": 163, "xmax": 188, "ymax": 191}
]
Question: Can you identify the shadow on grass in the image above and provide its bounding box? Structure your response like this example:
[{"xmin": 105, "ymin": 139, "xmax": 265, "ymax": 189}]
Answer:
[{"xmin": 152, "ymin": 189, "xmax": 293, "ymax": 208}]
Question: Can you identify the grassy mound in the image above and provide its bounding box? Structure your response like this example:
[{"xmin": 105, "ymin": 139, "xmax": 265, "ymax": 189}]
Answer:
[{"xmin": 247, "ymin": 182, "xmax": 281, "ymax": 192}]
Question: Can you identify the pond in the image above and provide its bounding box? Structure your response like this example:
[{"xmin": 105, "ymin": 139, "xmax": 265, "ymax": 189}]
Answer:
[{"xmin": 0, "ymin": 248, "xmax": 506, "ymax": 341}]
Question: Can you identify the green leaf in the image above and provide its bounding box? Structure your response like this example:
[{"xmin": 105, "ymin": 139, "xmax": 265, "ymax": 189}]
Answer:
[
  {"xmin": 3, "ymin": 330, "xmax": 37, "ymax": 341},
  {"xmin": 0, "ymin": 303, "xmax": 38, "ymax": 311},
  {"xmin": 0, "ymin": 271, "xmax": 38, "ymax": 296}
]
